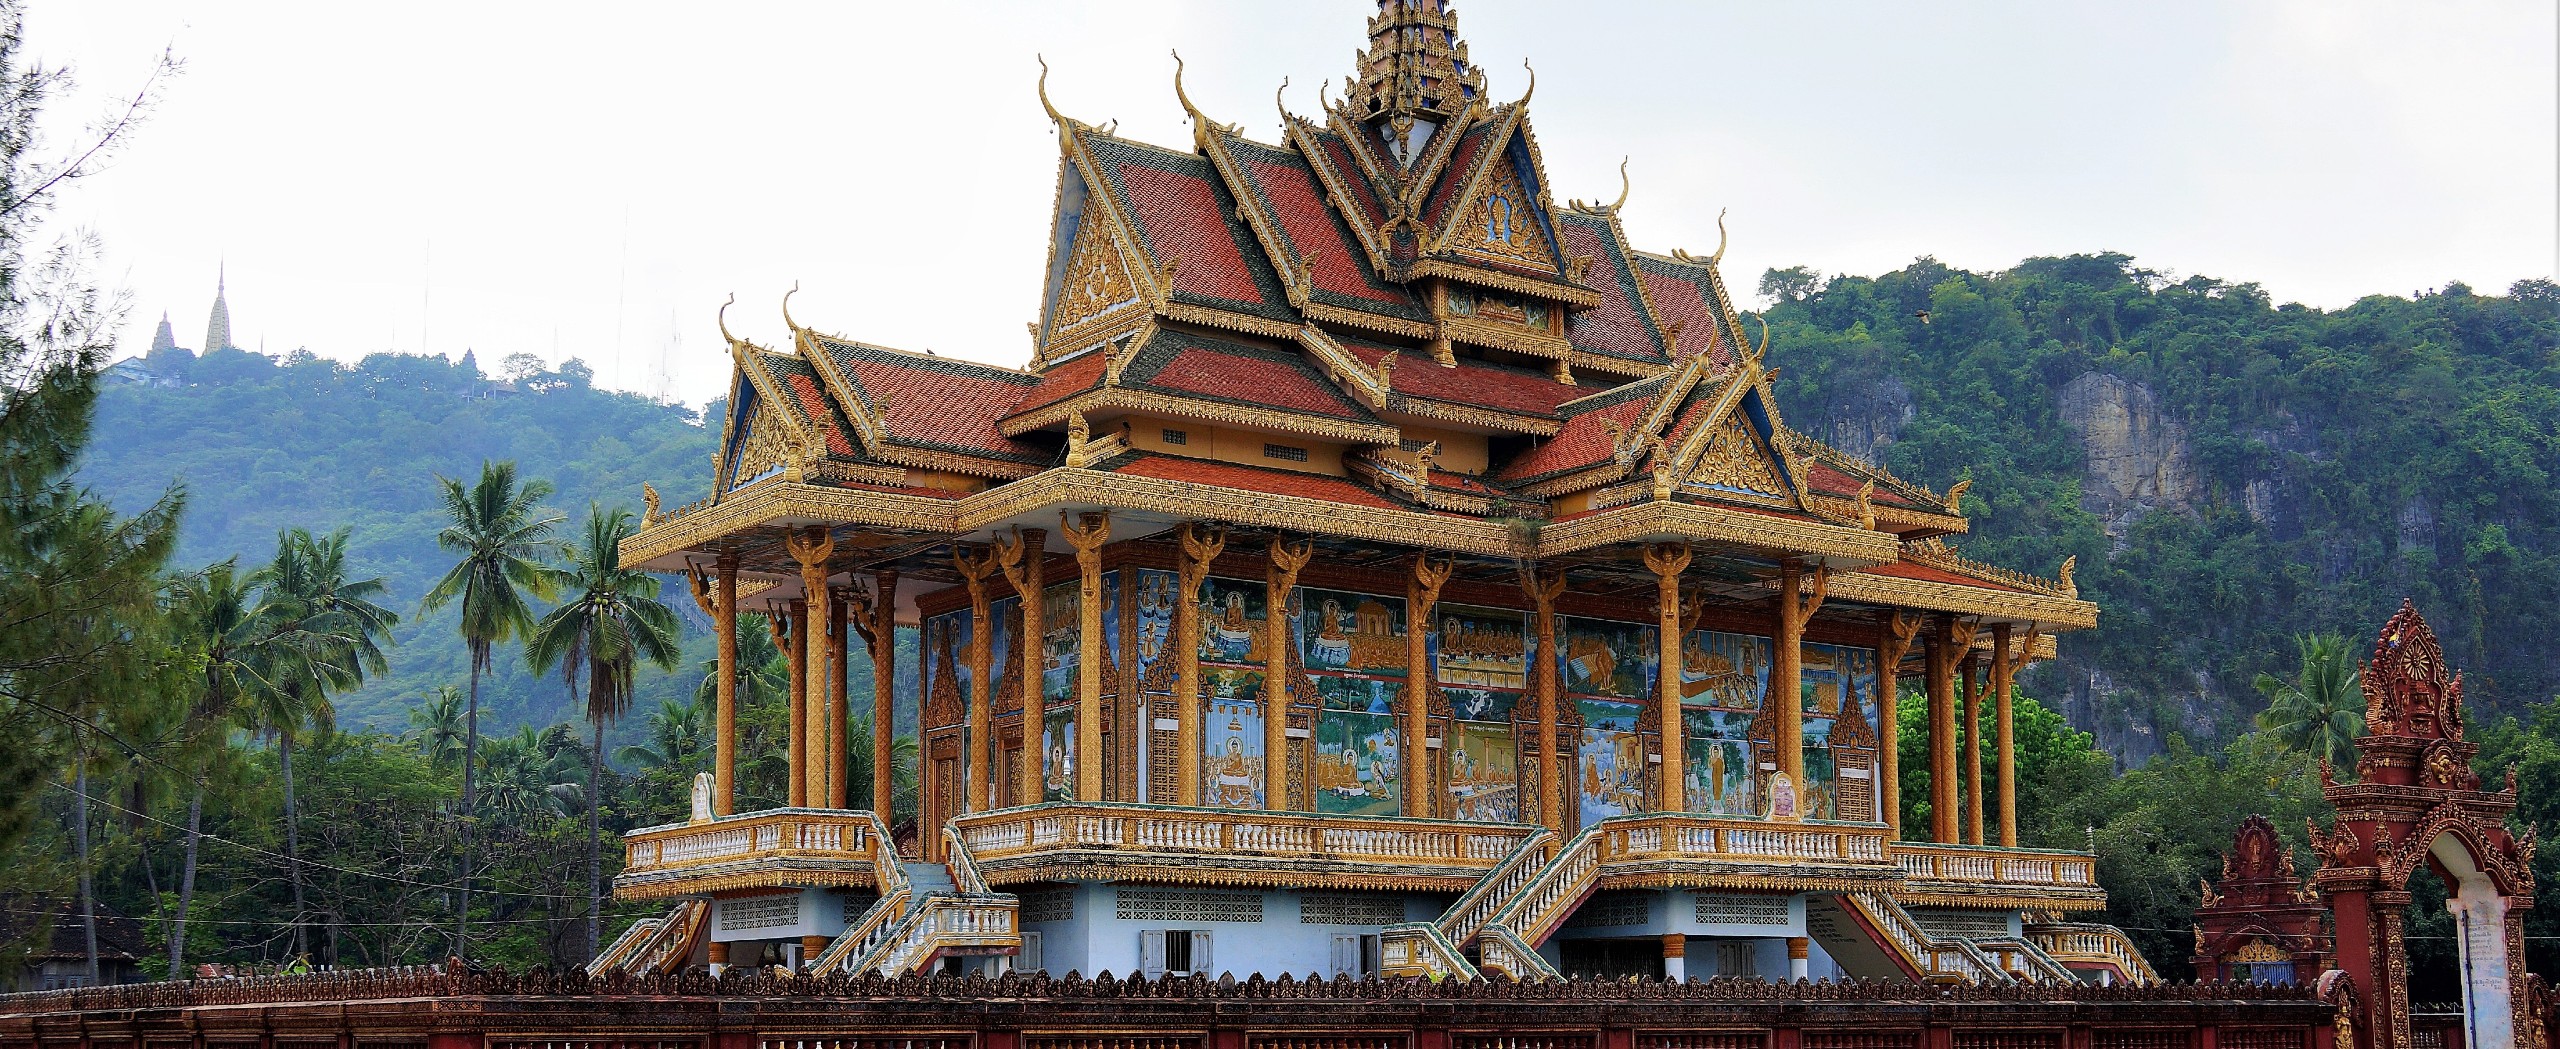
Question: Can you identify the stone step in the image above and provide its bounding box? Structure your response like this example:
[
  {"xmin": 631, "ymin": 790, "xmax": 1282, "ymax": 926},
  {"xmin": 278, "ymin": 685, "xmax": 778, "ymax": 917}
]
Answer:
[{"xmin": 902, "ymin": 861, "xmax": 956, "ymax": 894}]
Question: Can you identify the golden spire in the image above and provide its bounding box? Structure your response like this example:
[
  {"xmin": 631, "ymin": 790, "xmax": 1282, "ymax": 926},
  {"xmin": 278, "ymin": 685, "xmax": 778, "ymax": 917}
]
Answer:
[{"xmin": 1344, "ymin": 0, "xmax": 1484, "ymax": 130}]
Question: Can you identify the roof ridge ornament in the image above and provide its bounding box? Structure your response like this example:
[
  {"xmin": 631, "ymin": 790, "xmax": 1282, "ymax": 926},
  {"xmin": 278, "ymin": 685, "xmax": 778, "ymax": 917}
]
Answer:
[
  {"xmin": 1037, "ymin": 55, "xmax": 1070, "ymax": 128},
  {"xmin": 1173, "ymin": 50, "xmax": 1240, "ymax": 139},
  {"xmin": 781, "ymin": 281, "xmax": 801, "ymax": 335},
  {"xmin": 716, "ymin": 292, "xmax": 738, "ymax": 346}
]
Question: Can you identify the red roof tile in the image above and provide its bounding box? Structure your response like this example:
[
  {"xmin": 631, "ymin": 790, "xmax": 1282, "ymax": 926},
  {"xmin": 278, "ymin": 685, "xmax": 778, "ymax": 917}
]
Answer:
[
  {"xmin": 1243, "ymin": 153, "xmax": 1414, "ymax": 311},
  {"xmin": 816, "ymin": 337, "xmax": 1047, "ymax": 464},
  {"xmin": 1634, "ymin": 258, "xmax": 1738, "ymax": 368},
  {"xmin": 1011, "ymin": 347, "xmax": 1109, "ymax": 418},
  {"xmin": 1495, "ymin": 386, "xmax": 1657, "ymax": 483},
  {"xmin": 1557, "ymin": 214, "xmax": 1667, "ymax": 363},
  {"xmin": 1349, "ymin": 339, "xmax": 1581, "ymax": 417},
  {"xmin": 1113, "ymin": 455, "xmax": 1405, "ymax": 510},
  {"xmin": 1133, "ymin": 335, "xmax": 1373, "ymax": 423},
  {"xmin": 1430, "ymin": 468, "xmax": 1498, "ymax": 496},
  {"xmin": 1419, "ymin": 121, "xmax": 1497, "ymax": 235},
  {"xmin": 1311, "ymin": 128, "xmax": 1392, "ymax": 236},
  {"xmin": 1112, "ymin": 159, "xmax": 1273, "ymax": 310},
  {"xmin": 779, "ymin": 368, "xmax": 858, "ymax": 458}
]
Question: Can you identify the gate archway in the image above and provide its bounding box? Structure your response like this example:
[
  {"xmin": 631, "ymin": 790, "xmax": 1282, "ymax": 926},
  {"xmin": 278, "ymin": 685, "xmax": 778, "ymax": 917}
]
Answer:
[{"xmin": 2314, "ymin": 601, "xmax": 2539, "ymax": 1049}]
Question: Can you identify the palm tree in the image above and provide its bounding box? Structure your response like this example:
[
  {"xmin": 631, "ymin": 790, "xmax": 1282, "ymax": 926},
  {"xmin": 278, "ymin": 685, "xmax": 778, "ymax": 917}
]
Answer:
[
  {"xmin": 247, "ymin": 527, "xmax": 398, "ymax": 959},
  {"xmin": 408, "ymin": 685, "xmax": 467, "ymax": 767},
  {"xmin": 529, "ymin": 505, "xmax": 683, "ymax": 961},
  {"xmin": 615, "ymin": 698, "xmax": 710, "ymax": 771},
  {"xmin": 161, "ymin": 559, "xmax": 266, "ymax": 974},
  {"xmin": 419, "ymin": 461, "xmax": 562, "ymax": 959},
  {"xmin": 2254, "ymin": 632, "xmax": 2364, "ymax": 773}
]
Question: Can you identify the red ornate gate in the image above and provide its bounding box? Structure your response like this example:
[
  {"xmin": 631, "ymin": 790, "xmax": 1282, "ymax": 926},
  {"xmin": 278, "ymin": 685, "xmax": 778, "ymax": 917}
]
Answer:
[{"xmin": 2313, "ymin": 601, "xmax": 2540, "ymax": 1049}]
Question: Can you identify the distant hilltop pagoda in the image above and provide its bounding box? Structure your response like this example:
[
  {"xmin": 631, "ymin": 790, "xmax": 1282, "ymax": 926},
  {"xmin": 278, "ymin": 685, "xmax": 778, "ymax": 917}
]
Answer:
[{"xmin": 202, "ymin": 264, "xmax": 234, "ymax": 354}]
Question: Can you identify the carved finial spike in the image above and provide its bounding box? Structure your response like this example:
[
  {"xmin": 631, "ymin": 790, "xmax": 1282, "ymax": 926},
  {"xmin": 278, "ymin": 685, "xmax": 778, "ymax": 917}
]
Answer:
[
  {"xmin": 2057, "ymin": 553, "xmax": 2077, "ymax": 598},
  {"xmin": 1519, "ymin": 59, "xmax": 1536, "ymax": 104},
  {"xmin": 781, "ymin": 281, "xmax": 800, "ymax": 334},
  {"xmin": 1709, "ymin": 209, "xmax": 1731, "ymax": 265},
  {"xmin": 1172, "ymin": 50, "xmax": 1206, "ymax": 127},
  {"xmin": 1274, "ymin": 76, "xmax": 1290, "ymax": 126},
  {"xmin": 1037, "ymin": 55, "xmax": 1066, "ymax": 125},
  {"xmin": 1610, "ymin": 157, "xmax": 1630, "ymax": 214},
  {"xmin": 1319, "ymin": 78, "xmax": 1333, "ymax": 111},
  {"xmin": 1751, "ymin": 313, "xmax": 1771, "ymax": 360},
  {"xmin": 642, "ymin": 483, "xmax": 661, "ymax": 526},
  {"xmin": 716, "ymin": 292, "xmax": 737, "ymax": 345}
]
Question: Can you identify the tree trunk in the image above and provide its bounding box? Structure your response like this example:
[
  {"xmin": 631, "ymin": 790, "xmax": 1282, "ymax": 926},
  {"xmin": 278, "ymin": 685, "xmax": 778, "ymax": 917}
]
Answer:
[
  {"xmin": 73, "ymin": 753, "xmax": 98, "ymax": 986},
  {"xmin": 456, "ymin": 660, "xmax": 479, "ymax": 961},
  {"xmin": 170, "ymin": 778, "xmax": 202, "ymax": 975},
  {"xmin": 587, "ymin": 716, "xmax": 603, "ymax": 963},
  {"xmin": 280, "ymin": 728, "xmax": 307, "ymax": 960}
]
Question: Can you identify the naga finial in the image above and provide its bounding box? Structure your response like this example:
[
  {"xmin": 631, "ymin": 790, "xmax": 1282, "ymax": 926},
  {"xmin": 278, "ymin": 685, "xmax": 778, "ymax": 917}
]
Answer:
[
  {"xmin": 1609, "ymin": 157, "xmax": 1631, "ymax": 214},
  {"xmin": 1750, "ymin": 313, "xmax": 1771, "ymax": 360},
  {"xmin": 1172, "ymin": 50, "xmax": 1203, "ymax": 125},
  {"xmin": 717, "ymin": 292, "xmax": 737, "ymax": 345},
  {"xmin": 1037, "ymin": 55, "xmax": 1066, "ymax": 125},
  {"xmin": 1710, "ymin": 209, "xmax": 1730, "ymax": 265},
  {"xmin": 1519, "ymin": 59, "xmax": 1536, "ymax": 105},
  {"xmin": 781, "ymin": 281, "xmax": 800, "ymax": 333},
  {"xmin": 1274, "ymin": 76, "xmax": 1291, "ymax": 126},
  {"xmin": 641, "ymin": 483, "xmax": 661, "ymax": 525},
  {"xmin": 2057, "ymin": 553, "xmax": 2077, "ymax": 597},
  {"xmin": 1319, "ymin": 78, "xmax": 1334, "ymax": 111}
]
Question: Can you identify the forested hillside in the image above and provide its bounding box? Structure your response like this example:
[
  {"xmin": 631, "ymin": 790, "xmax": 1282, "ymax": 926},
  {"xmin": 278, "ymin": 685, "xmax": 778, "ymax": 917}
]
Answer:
[
  {"xmin": 78, "ymin": 346, "xmax": 929, "ymax": 740},
  {"xmin": 82, "ymin": 257, "xmax": 2560, "ymax": 764},
  {"xmin": 1764, "ymin": 256, "xmax": 2560, "ymax": 761}
]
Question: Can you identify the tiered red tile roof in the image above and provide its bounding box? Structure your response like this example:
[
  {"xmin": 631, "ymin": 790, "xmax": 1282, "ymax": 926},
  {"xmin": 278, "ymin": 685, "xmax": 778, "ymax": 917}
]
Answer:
[{"xmin": 694, "ymin": 0, "xmax": 2047, "ymax": 604}]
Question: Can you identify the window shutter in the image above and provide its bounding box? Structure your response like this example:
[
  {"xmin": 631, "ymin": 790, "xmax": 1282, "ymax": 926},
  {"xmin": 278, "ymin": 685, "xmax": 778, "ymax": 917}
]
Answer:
[
  {"xmin": 1192, "ymin": 930, "xmax": 1212, "ymax": 975},
  {"xmin": 1019, "ymin": 930, "xmax": 1043, "ymax": 974},
  {"xmin": 1140, "ymin": 929, "xmax": 1166, "ymax": 978},
  {"xmin": 1331, "ymin": 934, "xmax": 1358, "ymax": 977}
]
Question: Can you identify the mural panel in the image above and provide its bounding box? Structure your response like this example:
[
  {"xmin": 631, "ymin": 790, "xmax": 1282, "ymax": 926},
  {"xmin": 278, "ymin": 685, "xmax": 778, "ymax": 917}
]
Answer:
[
  {"xmin": 1445, "ymin": 688, "xmax": 1517, "ymax": 723},
  {"xmin": 924, "ymin": 609, "xmax": 975, "ymax": 713},
  {"xmin": 990, "ymin": 596, "xmax": 1017, "ymax": 694},
  {"xmin": 1559, "ymin": 618, "xmax": 1658, "ymax": 701},
  {"xmin": 1577, "ymin": 698, "xmax": 1646, "ymax": 825},
  {"xmin": 1680, "ymin": 630, "xmax": 1770, "ymax": 708},
  {"xmin": 1100, "ymin": 571, "xmax": 1120, "ymax": 682},
  {"xmin": 1682, "ymin": 708, "xmax": 1758, "ymax": 817},
  {"xmin": 1450, "ymin": 721, "xmax": 1518, "ymax": 822},
  {"xmin": 1435, "ymin": 605, "xmax": 1527, "ymax": 690},
  {"xmin": 1315, "ymin": 709, "xmax": 1401, "ymax": 815},
  {"xmin": 1797, "ymin": 643, "xmax": 1879, "ymax": 822},
  {"xmin": 1198, "ymin": 577, "xmax": 1267, "ymax": 665},
  {"xmin": 1202, "ymin": 695, "xmax": 1266, "ymax": 808},
  {"xmin": 1041, "ymin": 581, "xmax": 1078, "ymax": 704},
  {"xmin": 1041, "ymin": 704, "xmax": 1075, "ymax": 802},
  {"xmin": 1132, "ymin": 568, "xmax": 1178, "ymax": 686},
  {"xmin": 1312, "ymin": 673, "xmax": 1400, "ymax": 713},
  {"xmin": 1300, "ymin": 588, "xmax": 1408, "ymax": 675}
]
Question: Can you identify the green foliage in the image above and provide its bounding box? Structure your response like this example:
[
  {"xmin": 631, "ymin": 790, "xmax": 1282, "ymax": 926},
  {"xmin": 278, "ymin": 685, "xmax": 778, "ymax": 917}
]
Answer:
[
  {"xmin": 1770, "ymin": 258, "xmax": 2560, "ymax": 741},
  {"xmin": 78, "ymin": 350, "xmax": 717, "ymax": 735},
  {"xmin": 2252, "ymin": 633, "xmax": 2364, "ymax": 772}
]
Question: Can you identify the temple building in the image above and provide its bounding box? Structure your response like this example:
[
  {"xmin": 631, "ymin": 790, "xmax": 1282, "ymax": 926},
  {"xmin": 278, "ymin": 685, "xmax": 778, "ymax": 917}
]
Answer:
[{"xmin": 600, "ymin": 0, "xmax": 2146, "ymax": 986}]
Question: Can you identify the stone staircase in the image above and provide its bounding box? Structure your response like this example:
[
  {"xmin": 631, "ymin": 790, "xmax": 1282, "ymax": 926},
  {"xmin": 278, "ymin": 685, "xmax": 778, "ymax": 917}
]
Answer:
[
  {"xmin": 587, "ymin": 898, "xmax": 707, "ymax": 976},
  {"xmin": 829, "ymin": 825, "xmax": 1021, "ymax": 977}
]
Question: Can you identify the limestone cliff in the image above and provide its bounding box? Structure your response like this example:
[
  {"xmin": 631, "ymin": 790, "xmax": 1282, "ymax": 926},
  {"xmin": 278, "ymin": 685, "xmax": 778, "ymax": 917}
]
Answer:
[{"xmin": 2055, "ymin": 373, "xmax": 2198, "ymax": 538}]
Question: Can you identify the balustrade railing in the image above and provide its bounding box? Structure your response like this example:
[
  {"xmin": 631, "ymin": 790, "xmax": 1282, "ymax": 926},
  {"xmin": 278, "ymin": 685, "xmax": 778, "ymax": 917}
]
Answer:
[
  {"xmin": 1436, "ymin": 831, "xmax": 1556, "ymax": 945},
  {"xmin": 1599, "ymin": 814, "xmax": 1894, "ymax": 866},
  {"xmin": 1892, "ymin": 843, "xmax": 2097, "ymax": 888},
  {"xmin": 2027, "ymin": 922, "xmax": 2161, "ymax": 985},
  {"xmin": 952, "ymin": 803, "xmax": 1532, "ymax": 876},
  {"xmin": 1489, "ymin": 828, "xmax": 1603, "ymax": 948},
  {"xmin": 1379, "ymin": 922, "xmax": 1479, "ymax": 980},
  {"xmin": 1476, "ymin": 925, "xmax": 1559, "ymax": 980},
  {"xmin": 855, "ymin": 894, "xmax": 1020, "ymax": 977},
  {"xmin": 620, "ymin": 809, "xmax": 883, "ymax": 890}
]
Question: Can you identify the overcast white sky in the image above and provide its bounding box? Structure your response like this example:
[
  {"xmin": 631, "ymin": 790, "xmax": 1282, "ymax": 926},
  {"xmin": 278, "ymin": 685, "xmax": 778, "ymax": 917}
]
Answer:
[{"xmin": 36, "ymin": 1, "xmax": 2560, "ymax": 404}]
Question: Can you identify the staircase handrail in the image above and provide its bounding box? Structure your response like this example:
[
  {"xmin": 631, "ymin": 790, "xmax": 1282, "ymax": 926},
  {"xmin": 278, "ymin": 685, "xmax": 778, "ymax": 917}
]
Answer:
[
  {"xmin": 942, "ymin": 824, "xmax": 991, "ymax": 894},
  {"xmin": 1841, "ymin": 892, "xmax": 1938, "ymax": 981},
  {"xmin": 1979, "ymin": 935, "xmax": 2076, "ymax": 984},
  {"xmin": 1436, "ymin": 829, "xmax": 1556, "ymax": 944},
  {"xmin": 1476, "ymin": 924, "xmax": 1559, "ymax": 980},
  {"xmin": 849, "ymin": 891, "xmax": 1019, "ymax": 976},
  {"xmin": 2027, "ymin": 921, "xmax": 2162, "ymax": 985},
  {"xmin": 1945, "ymin": 938, "xmax": 2014, "ymax": 985},
  {"xmin": 1488, "ymin": 826, "xmax": 1604, "ymax": 948},
  {"xmin": 586, "ymin": 915, "xmax": 661, "ymax": 975},
  {"xmin": 809, "ymin": 887, "xmax": 912, "ymax": 975},
  {"xmin": 625, "ymin": 899, "xmax": 707, "ymax": 975},
  {"xmin": 1380, "ymin": 921, "xmax": 1481, "ymax": 981},
  {"xmin": 864, "ymin": 809, "xmax": 911, "ymax": 898}
]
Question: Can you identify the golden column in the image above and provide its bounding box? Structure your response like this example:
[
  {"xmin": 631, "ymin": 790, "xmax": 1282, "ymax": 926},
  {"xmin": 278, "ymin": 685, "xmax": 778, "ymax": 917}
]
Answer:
[
  {"xmin": 788, "ymin": 528, "xmax": 836, "ymax": 809},
  {"xmin": 1924, "ymin": 615, "xmax": 1978, "ymax": 843},
  {"xmin": 1267, "ymin": 536, "xmax": 1314, "ymax": 812},
  {"xmin": 1405, "ymin": 555, "xmax": 1453, "ymax": 818},
  {"xmin": 827, "ymin": 592, "xmax": 848, "ymax": 808},
  {"xmin": 869, "ymin": 571, "xmax": 899, "ymax": 812},
  {"xmin": 1518, "ymin": 565, "xmax": 1567, "ymax": 833},
  {"xmin": 1770, "ymin": 559, "xmax": 1831, "ymax": 793},
  {"xmin": 995, "ymin": 527, "xmax": 1047, "ymax": 806},
  {"xmin": 1641, "ymin": 542, "xmax": 1690, "ymax": 813},
  {"xmin": 1961, "ymin": 655, "xmax": 1984, "ymax": 844},
  {"xmin": 1992, "ymin": 623, "xmax": 2036, "ymax": 848},
  {"xmin": 776, "ymin": 606, "xmax": 804, "ymax": 808},
  {"xmin": 705, "ymin": 557, "xmax": 740, "ymax": 815},
  {"xmin": 1062, "ymin": 512, "xmax": 1110, "ymax": 802},
  {"xmin": 1874, "ymin": 611, "xmax": 1921, "ymax": 838},
  {"xmin": 1174, "ymin": 524, "xmax": 1227, "ymax": 807},
  {"xmin": 954, "ymin": 546, "xmax": 999, "ymax": 813}
]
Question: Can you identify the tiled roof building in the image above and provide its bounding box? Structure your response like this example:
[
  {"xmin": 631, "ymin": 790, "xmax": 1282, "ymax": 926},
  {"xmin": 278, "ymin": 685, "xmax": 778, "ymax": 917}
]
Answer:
[{"xmin": 608, "ymin": 0, "xmax": 2136, "ymax": 989}]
